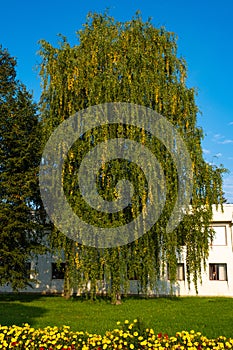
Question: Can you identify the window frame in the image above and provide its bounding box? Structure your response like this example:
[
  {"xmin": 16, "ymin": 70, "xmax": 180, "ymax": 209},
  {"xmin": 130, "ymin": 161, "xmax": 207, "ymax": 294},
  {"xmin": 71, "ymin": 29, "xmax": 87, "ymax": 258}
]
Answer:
[
  {"xmin": 211, "ymin": 225, "xmax": 227, "ymax": 246},
  {"xmin": 51, "ymin": 262, "xmax": 66, "ymax": 280},
  {"xmin": 25, "ymin": 262, "xmax": 32, "ymax": 280},
  {"xmin": 209, "ymin": 263, "xmax": 227, "ymax": 281},
  {"xmin": 167, "ymin": 263, "xmax": 185, "ymax": 281}
]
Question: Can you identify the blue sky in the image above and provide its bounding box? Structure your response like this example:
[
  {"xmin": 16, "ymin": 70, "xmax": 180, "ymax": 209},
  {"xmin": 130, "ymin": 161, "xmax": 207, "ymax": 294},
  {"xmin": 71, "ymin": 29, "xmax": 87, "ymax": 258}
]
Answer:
[{"xmin": 1, "ymin": 0, "xmax": 233, "ymax": 203}]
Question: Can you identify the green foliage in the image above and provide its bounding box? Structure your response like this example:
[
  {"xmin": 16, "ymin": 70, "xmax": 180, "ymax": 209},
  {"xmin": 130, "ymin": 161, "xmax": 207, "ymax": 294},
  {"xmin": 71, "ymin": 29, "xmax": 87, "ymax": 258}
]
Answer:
[
  {"xmin": 38, "ymin": 12, "xmax": 226, "ymax": 298},
  {"xmin": 0, "ymin": 46, "xmax": 45, "ymax": 290}
]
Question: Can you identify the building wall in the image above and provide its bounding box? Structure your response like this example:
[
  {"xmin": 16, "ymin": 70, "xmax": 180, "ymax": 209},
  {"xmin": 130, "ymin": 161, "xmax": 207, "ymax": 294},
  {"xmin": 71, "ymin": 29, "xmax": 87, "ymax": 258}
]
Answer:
[
  {"xmin": 186, "ymin": 204, "xmax": 233, "ymax": 297},
  {"xmin": 1, "ymin": 205, "xmax": 233, "ymax": 296}
]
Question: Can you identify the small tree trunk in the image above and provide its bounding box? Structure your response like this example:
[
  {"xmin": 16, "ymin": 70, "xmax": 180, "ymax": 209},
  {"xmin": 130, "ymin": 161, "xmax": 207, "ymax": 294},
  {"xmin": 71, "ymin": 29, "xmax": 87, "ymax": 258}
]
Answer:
[
  {"xmin": 63, "ymin": 266, "xmax": 71, "ymax": 299},
  {"xmin": 111, "ymin": 292, "xmax": 122, "ymax": 304}
]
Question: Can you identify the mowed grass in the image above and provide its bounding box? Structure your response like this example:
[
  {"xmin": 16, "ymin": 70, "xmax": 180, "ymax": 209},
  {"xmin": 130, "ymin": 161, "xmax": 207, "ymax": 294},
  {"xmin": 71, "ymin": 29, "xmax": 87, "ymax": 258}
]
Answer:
[{"xmin": 0, "ymin": 294, "xmax": 233, "ymax": 338}]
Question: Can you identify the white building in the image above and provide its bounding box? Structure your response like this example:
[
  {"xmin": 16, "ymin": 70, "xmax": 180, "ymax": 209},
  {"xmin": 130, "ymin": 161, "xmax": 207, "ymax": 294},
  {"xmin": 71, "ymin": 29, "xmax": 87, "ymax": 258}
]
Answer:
[
  {"xmin": 179, "ymin": 203, "xmax": 233, "ymax": 297},
  {"xmin": 1, "ymin": 204, "xmax": 233, "ymax": 296},
  {"xmin": 143, "ymin": 204, "xmax": 233, "ymax": 297}
]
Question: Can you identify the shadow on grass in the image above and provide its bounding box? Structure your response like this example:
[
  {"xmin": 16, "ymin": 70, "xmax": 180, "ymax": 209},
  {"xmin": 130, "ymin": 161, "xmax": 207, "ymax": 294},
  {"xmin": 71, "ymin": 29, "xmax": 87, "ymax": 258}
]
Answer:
[
  {"xmin": 0, "ymin": 293, "xmax": 51, "ymax": 327},
  {"xmin": 0, "ymin": 293, "xmax": 61, "ymax": 303},
  {"xmin": 121, "ymin": 294, "xmax": 183, "ymax": 301},
  {"xmin": 70, "ymin": 293, "xmax": 183, "ymax": 303}
]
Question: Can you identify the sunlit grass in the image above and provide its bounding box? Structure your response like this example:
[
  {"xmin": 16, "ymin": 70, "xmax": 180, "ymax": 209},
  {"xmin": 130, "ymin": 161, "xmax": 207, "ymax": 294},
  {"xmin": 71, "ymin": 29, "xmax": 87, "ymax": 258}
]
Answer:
[{"xmin": 0, "ymin": 294, "xmax": 232, "ymax": 338}]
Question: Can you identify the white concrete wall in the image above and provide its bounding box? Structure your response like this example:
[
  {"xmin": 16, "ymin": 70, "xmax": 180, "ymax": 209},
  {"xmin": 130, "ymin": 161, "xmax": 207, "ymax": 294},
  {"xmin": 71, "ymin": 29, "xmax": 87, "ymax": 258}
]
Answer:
[
  {"xmin": 0, "ymin": 252, "xmax": 65, "ymax": 294},
  {"xmin": 180, "ymin": 205, "xmax": 233, "ymax": 297}
]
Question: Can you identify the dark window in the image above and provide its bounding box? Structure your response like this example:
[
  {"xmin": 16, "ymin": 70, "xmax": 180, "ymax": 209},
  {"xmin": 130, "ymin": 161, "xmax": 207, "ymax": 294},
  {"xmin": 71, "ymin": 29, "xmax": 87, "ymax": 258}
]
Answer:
[
  {"xmin": 52, "ymin": 263, "xmax": 66, "ymax": 279},
  {"xmin": 25, "ymin": 262, "xmax": 31, "ymax": 279},
  {"xmin": 167, "ymin": 263, "xmax": 185, "ymax": 281},
  {"xmin": 209, "ymin": 264, "xmax": 227, "ymax": 281},
  {"xmin": 127, "ymin": 263, "xmax": 143, "ymax": 280},
  {"xmin": 127, "ymin": 269, "xmax": 139, "ymax": 280}
]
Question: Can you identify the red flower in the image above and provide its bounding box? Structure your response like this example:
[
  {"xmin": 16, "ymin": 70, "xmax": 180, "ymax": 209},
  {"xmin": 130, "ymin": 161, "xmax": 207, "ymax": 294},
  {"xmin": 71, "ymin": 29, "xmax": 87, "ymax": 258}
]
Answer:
[{"xmin": 11, "ymin": 342, "xmax": 18, "ymax": 346}]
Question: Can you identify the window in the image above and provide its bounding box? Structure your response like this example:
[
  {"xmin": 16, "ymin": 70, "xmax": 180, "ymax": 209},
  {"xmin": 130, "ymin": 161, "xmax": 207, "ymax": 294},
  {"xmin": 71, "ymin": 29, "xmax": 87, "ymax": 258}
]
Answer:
[
  {"xmin": 176, "ymin": 263, "xmax": 185, "ymax": 281},
  {"xmin": 25, "ymin": 262, "xmax": 31, "ymax": 279},
  {"xmin": 167, "ymin": 263, "xmax": 185, "ymax": 281},
  {"xmin": 127, "ymin": 264, "xmax": 140, "ymax": 280},
  {"xmin": 211, "ymin": 226, "xmax": 227, "ymax": 246},
  {"xmin": 127, "ymin": 270, "xmax": 139, "ymax": 280},
  {"xmin": 52, "ymin": 263, "xmax": 66, "ymax": 279},
  {"xmin": 209, "ymin": 264, "xmax": 227, "ymax": 281},
  {"xmin": 0, "ymin": 260, "xmax": 32, "ymax": 278}
]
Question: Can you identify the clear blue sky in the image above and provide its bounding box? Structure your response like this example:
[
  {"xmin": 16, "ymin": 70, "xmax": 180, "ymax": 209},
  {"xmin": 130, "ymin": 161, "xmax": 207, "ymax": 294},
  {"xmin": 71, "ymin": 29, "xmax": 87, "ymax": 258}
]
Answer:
[{"xmin": 1, "ymin": 0, "xmax": 233, "ymax": 203}]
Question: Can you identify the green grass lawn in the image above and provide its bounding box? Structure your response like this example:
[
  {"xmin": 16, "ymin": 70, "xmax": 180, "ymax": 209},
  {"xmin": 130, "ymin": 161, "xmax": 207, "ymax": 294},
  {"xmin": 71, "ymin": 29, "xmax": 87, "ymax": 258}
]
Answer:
[{"xmin": 0, "ymin": 294, "xmax": 233, "ymax": 338}]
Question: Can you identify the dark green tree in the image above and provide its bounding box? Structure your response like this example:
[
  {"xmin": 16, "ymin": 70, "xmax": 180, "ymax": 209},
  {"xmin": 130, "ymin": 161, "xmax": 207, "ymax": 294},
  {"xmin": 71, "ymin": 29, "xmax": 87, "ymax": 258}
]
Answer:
[
  {"xmin": 0, "ymin": 45, "xmax": 45, "ymax": 290},
  {"xmin": 39, "ymin": 12, "xmax": 226, "ymax": 300}
]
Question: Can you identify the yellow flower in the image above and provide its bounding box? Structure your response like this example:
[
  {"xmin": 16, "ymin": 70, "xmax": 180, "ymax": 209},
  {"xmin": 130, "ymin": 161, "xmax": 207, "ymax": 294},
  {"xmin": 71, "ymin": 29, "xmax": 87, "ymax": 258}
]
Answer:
[
  {"xmin": 124, "ymin": 320, "xmax": 129, "ymax": 324},
  {"xmin": 140, "ymin": 340, "xmax": 147, "ymax": 346},
  {"xmin": 82, "ymin": 346, "xmax": 89, "ymax": 350},
  {"xmin": 170, "ymin": 337, "xmax": 177, "ymax": 342},
  {"xmin": 130, "ymin": 344, "xmax": 135, "ymax": 349}
]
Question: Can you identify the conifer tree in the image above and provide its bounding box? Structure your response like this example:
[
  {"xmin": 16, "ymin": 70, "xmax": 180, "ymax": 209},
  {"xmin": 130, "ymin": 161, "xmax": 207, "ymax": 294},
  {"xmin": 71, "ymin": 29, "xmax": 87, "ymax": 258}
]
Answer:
[{"xmin": 0, "ymin": 46, "xmax": 44, "ymax": 290}]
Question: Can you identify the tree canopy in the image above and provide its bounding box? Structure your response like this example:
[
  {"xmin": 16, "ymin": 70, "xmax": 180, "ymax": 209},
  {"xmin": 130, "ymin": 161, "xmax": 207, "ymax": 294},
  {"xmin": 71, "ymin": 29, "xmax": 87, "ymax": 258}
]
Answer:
[
  {"xmin": 0, "ymin": 45, "xmax": 45, "ymax": 290},
  {"xmin": 39, "ymin": 12, "xmax": 226, "ymax": 300}
]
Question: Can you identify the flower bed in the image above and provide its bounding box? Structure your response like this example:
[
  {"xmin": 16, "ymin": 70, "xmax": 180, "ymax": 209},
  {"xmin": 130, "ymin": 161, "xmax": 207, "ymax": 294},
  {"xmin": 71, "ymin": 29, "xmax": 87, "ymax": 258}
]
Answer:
[{"xmin": 0, "ymin": 320, "xmax": 232, "ymax": 349}]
